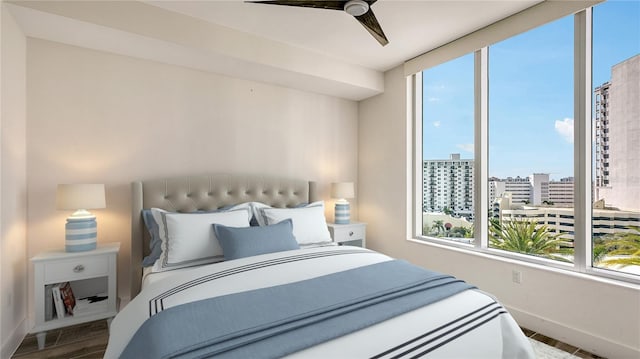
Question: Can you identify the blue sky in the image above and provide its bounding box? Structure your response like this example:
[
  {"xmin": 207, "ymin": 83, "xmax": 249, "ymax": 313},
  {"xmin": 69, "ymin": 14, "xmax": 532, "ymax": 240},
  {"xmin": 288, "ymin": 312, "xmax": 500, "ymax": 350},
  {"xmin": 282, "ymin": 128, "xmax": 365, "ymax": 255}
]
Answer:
[{"xmin": 422, "ymin": 0, "xmax": 639, "ymax": 180}]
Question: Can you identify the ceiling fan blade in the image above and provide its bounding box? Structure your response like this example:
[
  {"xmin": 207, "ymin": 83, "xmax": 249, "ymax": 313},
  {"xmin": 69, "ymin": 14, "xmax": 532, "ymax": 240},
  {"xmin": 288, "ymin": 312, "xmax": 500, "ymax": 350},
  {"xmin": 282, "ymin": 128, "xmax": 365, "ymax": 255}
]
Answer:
[
  {"xmin": 247, "ymin": 1, "xmax": 346, "ymax": 11},
  {"xmin": 249, "ymin": 0, "xmax": 389, "ymax": 46},
  {"xmin": 354, "ymin": 8, "xmax": 389, "ymax": 46}
]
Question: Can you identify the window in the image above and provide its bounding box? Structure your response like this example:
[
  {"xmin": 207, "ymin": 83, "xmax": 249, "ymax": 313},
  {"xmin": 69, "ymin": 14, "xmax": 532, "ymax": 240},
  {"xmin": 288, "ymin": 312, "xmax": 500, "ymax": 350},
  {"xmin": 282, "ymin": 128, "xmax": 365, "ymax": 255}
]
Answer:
[
  {"xmin": 413, "ymin": 1, "xmax": 640, "ymax": 282},
  {"xmin": 488, "ymin": 16, "xmax": 574, "ymax": 263},
  {"xmin": 591, "ymin": 0, "xmax": 640, "ymax": 277},
  {"xmin": 421, "ymin": 54, "xmax": 474, "ymax": 242}
]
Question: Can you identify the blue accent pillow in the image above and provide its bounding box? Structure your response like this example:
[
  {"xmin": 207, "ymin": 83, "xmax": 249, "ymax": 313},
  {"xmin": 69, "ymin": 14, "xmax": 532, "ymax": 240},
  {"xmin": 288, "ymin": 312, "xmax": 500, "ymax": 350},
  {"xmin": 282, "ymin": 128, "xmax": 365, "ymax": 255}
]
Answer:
[
  {"xmin": 142, "ymin": 209, "xmax": 162, "ymax": 267},
  {"xmin": 213, "ymin": 219, "xmax": 299, "ymax": 260}
]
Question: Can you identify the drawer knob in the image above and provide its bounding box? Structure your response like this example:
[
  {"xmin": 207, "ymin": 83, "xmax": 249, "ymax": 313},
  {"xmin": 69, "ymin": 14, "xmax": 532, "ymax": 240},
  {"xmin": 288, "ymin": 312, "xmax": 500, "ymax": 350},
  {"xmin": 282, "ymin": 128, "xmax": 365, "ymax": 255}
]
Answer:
[
  {"xmin": 73, "ymin": 264, "xmax": 85, "ymax": 273},
  {"xmin": 349, "ymin": 231, "xmax": 354, "ymax": 236}
]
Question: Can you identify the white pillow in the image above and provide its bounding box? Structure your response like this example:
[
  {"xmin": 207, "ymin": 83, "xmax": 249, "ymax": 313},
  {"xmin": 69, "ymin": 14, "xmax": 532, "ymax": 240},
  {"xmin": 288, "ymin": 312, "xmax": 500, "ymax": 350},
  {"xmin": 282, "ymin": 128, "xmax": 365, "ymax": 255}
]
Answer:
[
  {"xmin": 250, "ymin": 202, "xmax": 272, "ymax": 226},
  {"xmin": 250, "ymin": 201, "xmax": 323, "ymax": 226},
  {"xmin": 151, "ymin": 208, "xmax": 251, "ymax": 272},
  {"xmin": 259, "ymin": 201, "xmax": 332, "ymax": 246}
]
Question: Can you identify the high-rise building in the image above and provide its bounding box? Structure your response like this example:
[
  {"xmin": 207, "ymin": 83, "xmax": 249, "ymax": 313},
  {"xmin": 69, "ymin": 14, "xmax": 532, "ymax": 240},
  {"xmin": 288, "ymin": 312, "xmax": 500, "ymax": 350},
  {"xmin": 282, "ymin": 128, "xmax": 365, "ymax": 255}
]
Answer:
[
  {"xmin": 489, "ymin": 174, "xmax": 574, "ymax": 207},
  {"xmin": 595, "ymin": 55, "xmax": 640, "ymax": 212},
  {"xmin": 594, "ymin": 81, "xmax": 611, "ymax": 188},
  {"xmin": 423, "ymin": 152, "xmax": 575, "ymax": 219},
  {"xmin": 489, "ymin": 176, "xmax": 532, "ymax": 204},
  {"xmin": 529, "ymin": 173, "xmax": 549, "ymax": 205},
  {"xmin": 422, "ymin": 154, "xmax": 474, "ymax": 219},
  {"xmin": 549, "ymin": 177, "xmax": 574, "ymax": 207}
]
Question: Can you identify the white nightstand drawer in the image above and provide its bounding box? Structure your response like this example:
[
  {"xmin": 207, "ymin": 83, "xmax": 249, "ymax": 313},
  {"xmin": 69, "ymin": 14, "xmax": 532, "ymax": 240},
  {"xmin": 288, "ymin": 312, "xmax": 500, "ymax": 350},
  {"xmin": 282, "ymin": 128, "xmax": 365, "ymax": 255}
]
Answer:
[
  {"xmin": 44, "ymin": 256, "xmax": 109, "ymax": 283},
  {"xmin": 328, "ymin": 222, "xmax": 367, "ymax": 248},
  {"xmin": 332, "ymin": 225, "xmax": 365, "ymax": 241}
]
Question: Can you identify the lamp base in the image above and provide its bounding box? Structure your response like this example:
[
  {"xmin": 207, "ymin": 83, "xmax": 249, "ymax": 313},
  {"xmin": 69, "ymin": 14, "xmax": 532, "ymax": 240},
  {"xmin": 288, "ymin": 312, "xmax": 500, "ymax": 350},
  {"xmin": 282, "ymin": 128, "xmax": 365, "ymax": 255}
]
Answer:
[
  {"xmin": 65, "ymin": 216, "xmax": 97, "ymax": 252},
  {"xmin": 334, "ymin": 202, "xmax": 351, "ymax": 224}
]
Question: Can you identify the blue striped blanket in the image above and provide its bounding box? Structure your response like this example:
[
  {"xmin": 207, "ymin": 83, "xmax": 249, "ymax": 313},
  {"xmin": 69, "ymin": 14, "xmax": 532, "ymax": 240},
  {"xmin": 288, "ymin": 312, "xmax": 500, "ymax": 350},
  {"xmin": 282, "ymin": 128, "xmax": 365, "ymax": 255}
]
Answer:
[{"xmin": 121, "ymin": 259, "xmax": 474, "ymax": 359}]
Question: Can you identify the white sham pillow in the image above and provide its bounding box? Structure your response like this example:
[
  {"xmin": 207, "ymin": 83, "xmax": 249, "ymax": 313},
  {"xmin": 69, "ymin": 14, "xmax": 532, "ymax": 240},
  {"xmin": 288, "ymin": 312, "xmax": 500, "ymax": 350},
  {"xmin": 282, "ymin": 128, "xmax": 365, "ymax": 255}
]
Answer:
[
  {"xmin": 151, "ymin": 208, "xmax": 251, "ymax": 272},
  {"xmin": 250, "ymin": 201, "xmax": 323, "ymax": 226},
  {"xmin": 250, "ymin": 202, "xmax": 272, "ymax": 226},
  {"xmin": 258, "ymin": 201, "xmax": 332, "ymax": 246}
]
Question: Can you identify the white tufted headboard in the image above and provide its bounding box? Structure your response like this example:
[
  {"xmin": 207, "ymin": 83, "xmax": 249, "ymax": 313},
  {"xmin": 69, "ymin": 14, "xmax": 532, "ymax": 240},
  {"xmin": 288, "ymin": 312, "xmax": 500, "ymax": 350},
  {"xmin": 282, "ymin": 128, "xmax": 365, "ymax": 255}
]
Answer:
[{"xmin": 130, "ymin": 174, "xmax": 318, "ymax": 297}]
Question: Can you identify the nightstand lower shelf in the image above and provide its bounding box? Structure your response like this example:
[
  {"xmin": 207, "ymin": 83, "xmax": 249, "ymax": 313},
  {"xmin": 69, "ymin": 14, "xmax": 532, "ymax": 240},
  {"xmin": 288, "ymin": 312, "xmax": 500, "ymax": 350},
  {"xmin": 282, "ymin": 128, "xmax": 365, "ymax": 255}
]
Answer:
[{"xmin": 336, "ymin": 238, "xmax": 365, "ymax": 247}]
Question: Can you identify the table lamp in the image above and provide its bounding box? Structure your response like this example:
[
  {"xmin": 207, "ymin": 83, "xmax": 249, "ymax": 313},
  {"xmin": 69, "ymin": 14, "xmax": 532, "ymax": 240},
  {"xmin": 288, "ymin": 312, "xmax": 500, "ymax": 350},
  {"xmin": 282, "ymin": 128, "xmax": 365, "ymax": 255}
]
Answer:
[
  {"xmin": 331, "ymin": 182, "xmax": 354, "ymax": 224},
  {"xmin": 56, "ymin": 184, "xmax": 106, "ymax": 252}
]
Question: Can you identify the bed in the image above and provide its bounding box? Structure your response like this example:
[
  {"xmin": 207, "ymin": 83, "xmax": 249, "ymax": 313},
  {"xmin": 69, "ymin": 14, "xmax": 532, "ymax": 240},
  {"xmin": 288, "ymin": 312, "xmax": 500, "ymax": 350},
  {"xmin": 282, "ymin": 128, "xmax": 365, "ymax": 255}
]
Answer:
[{"xmin": 105, "ymin": 174, "xmax": 534, "ymax": 358}]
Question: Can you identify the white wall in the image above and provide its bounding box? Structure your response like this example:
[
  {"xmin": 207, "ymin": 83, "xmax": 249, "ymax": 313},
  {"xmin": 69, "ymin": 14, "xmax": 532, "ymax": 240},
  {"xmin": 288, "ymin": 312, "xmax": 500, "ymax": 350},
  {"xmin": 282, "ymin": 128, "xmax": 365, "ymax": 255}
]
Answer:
[
  {"xmin": 359, "ymin": 65, "xmax": 640, "ymax": 358},
  {"xmin": 0, "ymin": 3, "xmax": 29, "ymax": 357},
  {"xmin": 26, "ymin": 38, "xmax": 359, "ymax": 307}
]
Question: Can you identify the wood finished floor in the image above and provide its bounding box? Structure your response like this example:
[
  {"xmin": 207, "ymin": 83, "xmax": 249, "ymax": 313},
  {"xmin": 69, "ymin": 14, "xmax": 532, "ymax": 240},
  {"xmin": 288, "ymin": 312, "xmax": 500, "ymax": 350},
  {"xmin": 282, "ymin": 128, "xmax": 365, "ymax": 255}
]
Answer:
[
  {"xmin": 11, "ymin": 320, "xmax": 605, "ymax": 358},
  {"xmin": 12, "ymin": 320, "xmax": 108, "ymax": 359},
  {"xmin": 520, "ymin": 328, "xmax": 606, "ymax": 359}
]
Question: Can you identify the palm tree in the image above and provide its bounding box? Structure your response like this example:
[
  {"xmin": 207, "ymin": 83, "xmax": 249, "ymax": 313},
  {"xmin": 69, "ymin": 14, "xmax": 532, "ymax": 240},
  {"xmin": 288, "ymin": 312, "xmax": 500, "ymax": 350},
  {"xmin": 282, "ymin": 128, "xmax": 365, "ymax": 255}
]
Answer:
[
  {"xmin": 431, "ymin": 220, "xmax": 445, "ymax": 236},
  {"xmin": 596, "ymin": 226, "xmax": 640, "ymax": 267},
  {"xmin": 449, "ymin": 226, "xmax": 473, "ymax": 238},
  {"xmin": 466, "ymin": 222, "xmax": 475, "ymax": 239},
  {"xmin": 592, "ymin": 237, "xmax": 609, "ymax": 264},
  {"xmin": 489, "ymin": 218, "xmax": 573, "ymax": 262}
]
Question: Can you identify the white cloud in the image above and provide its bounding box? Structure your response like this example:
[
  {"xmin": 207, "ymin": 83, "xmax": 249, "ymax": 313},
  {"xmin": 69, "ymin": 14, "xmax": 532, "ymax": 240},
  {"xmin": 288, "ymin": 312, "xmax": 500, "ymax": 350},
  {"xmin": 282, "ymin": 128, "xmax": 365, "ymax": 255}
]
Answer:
[
  {"xmin": 456, "ymin": 143, "xmax": 474, "ymax": 154},
  {"xmin": 554, "ymin": 118, "xmax": 574, "ymax": 143},
  {"xmin": 433, "ymin": 121, "xmax": 441, "ymax": 128},
  {"xmin": 427, "ymin": 97, "xmax": 441, "ymax": 102}
]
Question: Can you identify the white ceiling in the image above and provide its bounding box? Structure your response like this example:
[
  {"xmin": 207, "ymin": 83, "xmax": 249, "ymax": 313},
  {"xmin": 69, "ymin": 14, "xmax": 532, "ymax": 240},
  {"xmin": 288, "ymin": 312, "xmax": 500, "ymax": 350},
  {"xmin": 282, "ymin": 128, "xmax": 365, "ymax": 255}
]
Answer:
[
  {"xmin": 146, "ymin": 0, "xmax": 540, "ymax": 71},
  {"xmin": 8, "ymin": 0, "xmax": 542, "ymax": 100}
]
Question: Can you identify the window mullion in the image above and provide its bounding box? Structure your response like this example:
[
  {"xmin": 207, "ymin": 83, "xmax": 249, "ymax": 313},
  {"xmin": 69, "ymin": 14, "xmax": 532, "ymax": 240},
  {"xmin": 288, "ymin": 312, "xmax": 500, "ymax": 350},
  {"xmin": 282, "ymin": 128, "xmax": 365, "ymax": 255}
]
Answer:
[
  {"xmin": 411, "ymin": 73, "xmax": 423, "ymax": 239},
  {"xmin": 474, "ymin": 47, "xmax": 489, "ymax": 249},
  {"xmin": 573, "ymin": 9, "xmax": 593, "ymax": 272}
]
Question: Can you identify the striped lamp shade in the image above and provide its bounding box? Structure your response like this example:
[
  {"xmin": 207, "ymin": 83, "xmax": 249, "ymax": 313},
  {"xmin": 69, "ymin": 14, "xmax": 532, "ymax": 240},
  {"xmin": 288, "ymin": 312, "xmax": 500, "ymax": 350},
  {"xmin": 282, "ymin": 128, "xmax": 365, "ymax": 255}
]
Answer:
[{"xmin": 57, "ymin": 184, "xmax": 106, "ymax": 252}]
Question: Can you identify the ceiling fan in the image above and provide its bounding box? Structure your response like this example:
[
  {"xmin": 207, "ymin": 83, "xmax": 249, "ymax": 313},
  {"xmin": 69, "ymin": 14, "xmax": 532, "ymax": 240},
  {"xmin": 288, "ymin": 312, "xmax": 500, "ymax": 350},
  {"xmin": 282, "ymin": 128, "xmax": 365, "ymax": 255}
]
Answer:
[{"xmin": 248, "ymin": 0, "xmax": 389, "ymax": 46}]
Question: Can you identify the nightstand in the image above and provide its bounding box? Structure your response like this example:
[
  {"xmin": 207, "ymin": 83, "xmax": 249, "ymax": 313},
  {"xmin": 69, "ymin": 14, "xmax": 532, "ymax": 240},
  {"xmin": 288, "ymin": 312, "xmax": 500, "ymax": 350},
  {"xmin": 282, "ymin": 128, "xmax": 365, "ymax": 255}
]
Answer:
[
  {"xmin": 30, "ymin": 243, "xmax": 119, "ymax": 350},
  {"xmin": 327, "ymin": 222, "xmax": 366, "ymax": 247}
]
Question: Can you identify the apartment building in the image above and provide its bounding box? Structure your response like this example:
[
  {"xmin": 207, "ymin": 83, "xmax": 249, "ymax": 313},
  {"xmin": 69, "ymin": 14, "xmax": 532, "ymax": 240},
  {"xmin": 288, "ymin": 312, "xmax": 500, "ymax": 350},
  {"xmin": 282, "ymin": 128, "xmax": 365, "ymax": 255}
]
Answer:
[
  {"xmin": 489, "ymin": 174, "xmax": 574, "ymax": 206},
  {"xmin": 489, "ymin": 176, "xmax": 532, "ymax": 204},
  {"xmin": 423, "ymin": 154, "xmax": 474, "ymax": 219},
  {"xmin": 424, "ymin": 157, "xmax": 575, "ymax": 218},
  {"xmin": 548, "ymin": 177, "xmax": 575, "ymax": 207},
  {"xmin": 594, "ymin": 81, "xmax": 611, "ymax": 188},
  {"xmin": 594, "ymin": 55, "xmax": 640, "ymax": 212}
]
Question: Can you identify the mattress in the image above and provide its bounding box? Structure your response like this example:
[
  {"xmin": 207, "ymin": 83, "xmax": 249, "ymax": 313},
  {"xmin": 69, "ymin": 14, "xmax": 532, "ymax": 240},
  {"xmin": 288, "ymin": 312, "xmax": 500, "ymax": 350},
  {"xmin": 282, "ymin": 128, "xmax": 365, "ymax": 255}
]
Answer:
[{"xmin": 106, "ymin": 246, "xmax": 534, "ymax": 358}]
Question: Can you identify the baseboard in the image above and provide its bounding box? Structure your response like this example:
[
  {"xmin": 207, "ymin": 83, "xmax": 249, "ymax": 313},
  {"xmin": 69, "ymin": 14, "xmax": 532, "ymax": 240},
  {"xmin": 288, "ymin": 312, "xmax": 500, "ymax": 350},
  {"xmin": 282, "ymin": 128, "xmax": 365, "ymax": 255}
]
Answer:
[
  {"xmin": 1, "ymin": 317, "xmax": 28, "ymax": 359},
  {"xmin": 507, "ymin": 304, "xmax": 640, "ymax": 359}
]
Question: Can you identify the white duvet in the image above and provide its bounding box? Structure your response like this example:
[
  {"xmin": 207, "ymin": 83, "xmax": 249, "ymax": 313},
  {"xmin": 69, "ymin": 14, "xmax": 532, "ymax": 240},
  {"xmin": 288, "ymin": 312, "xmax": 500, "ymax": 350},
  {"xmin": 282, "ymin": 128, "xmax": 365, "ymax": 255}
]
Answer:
[{"xmin": 106, "ymin": 247, "xmax": 534, "ymax": 358}]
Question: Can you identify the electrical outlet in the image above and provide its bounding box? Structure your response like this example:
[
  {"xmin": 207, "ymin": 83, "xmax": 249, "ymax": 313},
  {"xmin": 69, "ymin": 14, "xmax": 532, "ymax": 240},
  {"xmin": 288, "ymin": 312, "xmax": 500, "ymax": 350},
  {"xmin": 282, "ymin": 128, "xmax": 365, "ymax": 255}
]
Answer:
[{"xmin": 512, "ymin": 270, "xmax": 522, "ymax": 284}]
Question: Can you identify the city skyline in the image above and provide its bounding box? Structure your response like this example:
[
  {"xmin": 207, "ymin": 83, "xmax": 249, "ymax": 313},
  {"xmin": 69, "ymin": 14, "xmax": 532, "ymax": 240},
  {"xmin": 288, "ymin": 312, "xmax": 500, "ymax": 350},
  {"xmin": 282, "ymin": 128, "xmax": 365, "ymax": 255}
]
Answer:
[{"xmin": 422, "ymin": 0, "xmax": 639, "ymax": 181}]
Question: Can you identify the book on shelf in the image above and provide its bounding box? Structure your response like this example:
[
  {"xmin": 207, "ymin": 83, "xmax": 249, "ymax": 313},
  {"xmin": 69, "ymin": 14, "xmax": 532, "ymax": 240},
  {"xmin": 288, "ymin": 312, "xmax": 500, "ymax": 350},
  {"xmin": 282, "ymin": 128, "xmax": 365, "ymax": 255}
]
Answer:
[
  {"xmin": 59, "ymin": 282, "xmax": 76, "ymax": 316},
  {"xmin": 51, "ymin": 284, "xmax": 65, "ymax": 320},
  {"xmin": 44, "ymin": 284, "xmax": 54, "ymax": 321},
  {"xmin": 49, "ymin": 283, "xmax": 108, "ymax": 318}
]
